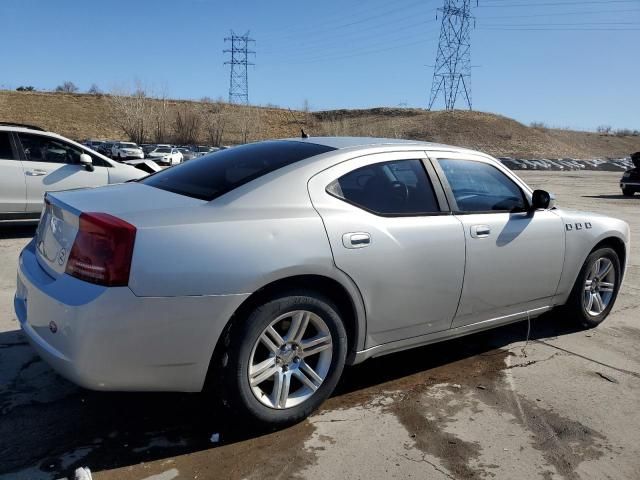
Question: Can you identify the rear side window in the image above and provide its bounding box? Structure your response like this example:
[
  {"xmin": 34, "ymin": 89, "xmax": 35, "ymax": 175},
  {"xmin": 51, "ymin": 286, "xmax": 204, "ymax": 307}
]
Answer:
[
  {"xmin": 0, "ymin": 132, "xmax": 17, "ymax": 160},
  {"xmin": 327, "ymin": 159, "xmax": 440, "ymax": 215},
  {"xmin": 438, "ymin": 159, "xmax": 527, "ymax": 212},
  {"xmin": 142, "ymin": 141, "xmax": 336, "ymax": 201}
]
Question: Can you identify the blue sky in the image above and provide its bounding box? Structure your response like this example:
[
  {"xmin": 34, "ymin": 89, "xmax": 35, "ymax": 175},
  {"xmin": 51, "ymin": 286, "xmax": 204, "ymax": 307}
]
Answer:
[{"xmin": 1, "ymin": 0, "xmax": 639, "ymax": 130}]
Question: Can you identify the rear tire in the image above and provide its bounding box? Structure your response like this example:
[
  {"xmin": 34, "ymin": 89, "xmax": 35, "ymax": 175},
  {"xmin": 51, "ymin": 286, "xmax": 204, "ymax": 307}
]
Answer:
[
  {"xmin": 567, "ymin": 247, "xmax": 621, "ymax": 328},
  {"xmin": 217, "ymin": 290, "xmax": 347, "ymax": 426},
  {"xmin": 622, "ymin": 188, "xmax": 634, "ymax": 197}
]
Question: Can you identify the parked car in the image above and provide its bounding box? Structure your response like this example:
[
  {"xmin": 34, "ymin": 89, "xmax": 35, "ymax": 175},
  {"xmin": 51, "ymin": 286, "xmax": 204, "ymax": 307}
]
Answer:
[
  {"xmin": 194, "ymin": 145, "xmax": 218, "ymax": 157},
  {"xmin": 97, "ymin": 141, "xmax": 115, "ymax": 156},
  {"xmin": 620, "ymin": 152, "xmax": 640, "ymax": 196},
  {"xmin": 83, "ymin": 139, "xmax": 105, "ymax": 152},
  {"xmin": 146, "ymin": 146, "xmax": 183, "ymax": 166},
  {"xmin": 177, "ymin": 147, "xmax": 197, "ymax": 161},
  {"xmin": 112, "ymin": 142, "xmax": 144, "ymax": 160},
  {"xmin": 0, "ymin": 123, "xmax": 146, "ymax": 219},
  {"xmin": 15, "ymin": 138, "xmax": 629, "ymax": 426},
  {"xmin": 140, "ymin": 144, "xmax": 156, "ymax": 156}
]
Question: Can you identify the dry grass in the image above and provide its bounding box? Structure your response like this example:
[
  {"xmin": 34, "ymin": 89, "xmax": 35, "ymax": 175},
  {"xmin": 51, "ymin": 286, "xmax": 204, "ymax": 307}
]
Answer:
[{"xmin": 2, "ymin": 90, "xmax": 639, "ymax": 158}]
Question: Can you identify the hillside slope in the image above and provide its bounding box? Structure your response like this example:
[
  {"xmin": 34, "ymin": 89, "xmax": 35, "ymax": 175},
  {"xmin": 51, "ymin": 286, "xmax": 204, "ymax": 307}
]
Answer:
[{"xmin": 1, "ymin": 90, "xmax": 639, "ymax": 159}]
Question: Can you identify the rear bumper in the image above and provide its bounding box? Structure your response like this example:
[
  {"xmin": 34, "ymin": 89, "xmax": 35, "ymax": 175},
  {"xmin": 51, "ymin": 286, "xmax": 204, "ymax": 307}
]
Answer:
[{"xmin": 15, "ymin": 240, "xmax": 248, "ymax": 392}]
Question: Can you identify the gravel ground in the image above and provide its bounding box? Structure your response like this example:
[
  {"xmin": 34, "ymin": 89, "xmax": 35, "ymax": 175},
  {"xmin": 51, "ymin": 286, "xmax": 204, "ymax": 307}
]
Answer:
[{"xmin": 1, "ymin": 171, "xmax": 639, "ymax": 480}]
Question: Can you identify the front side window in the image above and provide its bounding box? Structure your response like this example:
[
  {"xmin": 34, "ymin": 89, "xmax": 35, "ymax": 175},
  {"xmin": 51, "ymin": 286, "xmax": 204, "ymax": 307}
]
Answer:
[
  {"xmin": 0, "ymin": 132, "xmax": 17, "ymax": 160},
  {"xmin": 18, "ymin": 133, "xmax": 83, "ymax": 164},
  {"xmin": 438, "ymin": 159, "xmax": 527, "ymax": 212},
  {"xmin": 327, "ymin": 159, "xmax": 440, "ymax": 216}
]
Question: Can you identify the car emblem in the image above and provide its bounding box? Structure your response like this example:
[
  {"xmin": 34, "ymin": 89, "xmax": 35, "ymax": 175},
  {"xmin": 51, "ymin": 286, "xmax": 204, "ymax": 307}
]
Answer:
[
  {"xmin": 49, "ymin": 321, "xmax": 58, "ymax": 334},
  {"xmin": 57, "ymin": 248, "xmax": 67, "ymax": 265}
]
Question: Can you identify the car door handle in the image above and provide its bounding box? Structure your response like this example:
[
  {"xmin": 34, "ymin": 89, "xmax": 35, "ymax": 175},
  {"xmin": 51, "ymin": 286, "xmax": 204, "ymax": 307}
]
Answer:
[
  {"xmin": 342, "ymin": 232, "xmax": 371, "ymax": 249},
  {"xmin": 470, "ymin": 225, "xmax": 491, "ymax": 238},
  {"xmin": 25, "ymin": 169, "xmax": 48, "ymax": 176}
]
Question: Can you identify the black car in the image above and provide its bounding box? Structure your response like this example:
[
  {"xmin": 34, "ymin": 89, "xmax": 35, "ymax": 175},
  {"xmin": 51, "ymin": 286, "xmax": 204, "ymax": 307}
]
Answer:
[{"xmin": 621, "ymin": 152, "xmax": 640, "ymax": 196}]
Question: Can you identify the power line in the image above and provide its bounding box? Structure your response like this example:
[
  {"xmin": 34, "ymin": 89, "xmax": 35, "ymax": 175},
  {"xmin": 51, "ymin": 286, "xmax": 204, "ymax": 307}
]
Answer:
[
  {"xmin": 477, "ymin": 7, "xmax": 640, "ymax": 18},
  {"xmin": 479, "ymin": 0, "xmax": 639, "ymax": 7},
  {"xmin": 223, "ymin": 31, "xmax": 255, "ymax": 105}
]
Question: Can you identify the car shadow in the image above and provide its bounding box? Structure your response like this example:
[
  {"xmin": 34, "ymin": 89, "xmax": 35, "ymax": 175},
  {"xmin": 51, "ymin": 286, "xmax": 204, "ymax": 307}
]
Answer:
[
  {"xmin": 0, "ymin": 222, "xmax": 38, "ymax": 239},
  {"xmin": 0, "ymin": 310, "xmax": 582, "ymax": 478},
  {"xmin": 582, "ymin": 194, "xmax": 637, "ymax": 200}
]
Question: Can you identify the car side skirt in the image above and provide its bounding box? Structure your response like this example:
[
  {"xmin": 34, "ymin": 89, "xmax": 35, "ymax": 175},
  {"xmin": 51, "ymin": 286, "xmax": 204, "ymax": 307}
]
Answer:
[{"xmin": 349, "ymin": 305, "xmax": 551, "ymax": 364}]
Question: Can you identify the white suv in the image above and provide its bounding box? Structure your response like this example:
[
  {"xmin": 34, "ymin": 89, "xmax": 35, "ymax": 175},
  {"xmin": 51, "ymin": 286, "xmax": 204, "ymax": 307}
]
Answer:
[
  {"xmin": 111, "ymin": 141, "xmax": 144, "ymax": 160},
  {"xmin": 0, "ymin": 123, "xmax": 147, "ymax": 219}
]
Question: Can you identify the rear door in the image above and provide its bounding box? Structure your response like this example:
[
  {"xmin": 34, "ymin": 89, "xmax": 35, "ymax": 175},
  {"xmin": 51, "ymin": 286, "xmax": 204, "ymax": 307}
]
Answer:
[
  {"xmin": 308, "ymin": 151, "xmax": 465, "ymax": 347},
  {"xmin": 430, "ymin": 153, "xmax": 564, "ymax": 328},
  {"xmin": 0, "ymin": 131, "xmax": 26, "ymax": 214},
  {"xmin": 15, "ymin": 132, "xmax": 109, "ymax": 213}
]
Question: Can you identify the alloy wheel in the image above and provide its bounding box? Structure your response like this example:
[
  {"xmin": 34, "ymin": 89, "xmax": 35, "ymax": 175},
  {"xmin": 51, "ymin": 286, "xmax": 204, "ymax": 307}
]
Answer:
[
  {"xmin": 248, "ymin": 310, "xmax": 333, "ymax": 409},
  {"xmin": 583, "ymin": 257, "xmax": 616, "ymax": 316}
]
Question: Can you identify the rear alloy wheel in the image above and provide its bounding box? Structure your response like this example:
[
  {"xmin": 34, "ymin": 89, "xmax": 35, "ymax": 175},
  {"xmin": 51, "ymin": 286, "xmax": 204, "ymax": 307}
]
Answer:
[
  {"xmin": 568, "ymin": 247, "xmax": 621, "ymax": 328},
  {"xmin": 221, "ymin": 291, "xmax": 347, "ymax": 426}
]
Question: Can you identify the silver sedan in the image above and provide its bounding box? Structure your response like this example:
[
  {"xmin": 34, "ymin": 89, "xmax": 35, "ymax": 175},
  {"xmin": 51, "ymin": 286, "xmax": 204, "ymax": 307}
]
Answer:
[{"xmin": 15, "ymin": 137, "xmax": 629, "ymax": 425}]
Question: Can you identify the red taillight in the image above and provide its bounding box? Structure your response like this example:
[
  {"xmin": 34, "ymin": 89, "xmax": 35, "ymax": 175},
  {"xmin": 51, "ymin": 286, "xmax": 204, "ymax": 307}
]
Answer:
[{"xmin": 65, "ymin": 212, "xmax": 137, "ymax": 286}]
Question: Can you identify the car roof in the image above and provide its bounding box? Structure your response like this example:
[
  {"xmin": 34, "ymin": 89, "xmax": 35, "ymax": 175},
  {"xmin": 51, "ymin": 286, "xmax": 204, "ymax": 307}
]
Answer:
[{"xmin": 280, "ymin": 136, "xmax": 473, "ymax": 153}]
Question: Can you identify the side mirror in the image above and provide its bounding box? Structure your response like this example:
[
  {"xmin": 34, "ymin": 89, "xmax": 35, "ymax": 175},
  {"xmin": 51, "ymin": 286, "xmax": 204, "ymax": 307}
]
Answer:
[
  {"xmin": 79, "ymin": 153, "xmax": 94, "ymax": 172},
  {"xmin": 530, "ymin": 189, "xmax": 555, "ymax": 211}
]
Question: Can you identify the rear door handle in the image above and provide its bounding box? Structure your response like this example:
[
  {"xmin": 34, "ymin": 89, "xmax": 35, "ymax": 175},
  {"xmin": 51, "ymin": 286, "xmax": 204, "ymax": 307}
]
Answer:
[
  {"xmin": 26, "ymin": 169, "xmax": 47, "ymax": 176},
  {"xmin": 470, "ymin": 225, "xmax": 491, "ymax": 238},
  {"xmin": 342, "ymin": 232, "xmax": 371, "ymax": 249}
]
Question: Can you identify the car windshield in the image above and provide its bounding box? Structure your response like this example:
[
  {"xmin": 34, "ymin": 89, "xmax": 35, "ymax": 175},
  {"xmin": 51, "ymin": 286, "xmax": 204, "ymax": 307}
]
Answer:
[
  {"xmin": 155, "ymin": 147, "xmax": 171, "ymax": 153},
  {"xmin": 142, "ymin": 140, "xmax": 336, "ymax": 201},
  {"xmin": 197, "ymin": 146, "xmax": 210, "ymax": 152},
  {"xmin": 121, "ymin": 143, "xmax": 137, "ymax": 148}
]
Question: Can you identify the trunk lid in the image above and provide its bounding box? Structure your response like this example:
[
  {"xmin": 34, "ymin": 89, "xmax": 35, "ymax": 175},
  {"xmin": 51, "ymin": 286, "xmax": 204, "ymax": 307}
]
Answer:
[{"xmin": 35, "ymin": 183, "xmax": 206, "ymax": 279}]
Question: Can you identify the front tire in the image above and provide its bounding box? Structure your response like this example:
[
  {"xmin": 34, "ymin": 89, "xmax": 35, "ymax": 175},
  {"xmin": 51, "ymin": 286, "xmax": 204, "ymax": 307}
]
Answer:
[
  {"xmin": 622, "ymin": 188, "xmax": 634, "ymax": 197},
  {"xmin": 567, "ymin": 247, "xmax": 621, "ymax": 328},
  {"xmin": 219, "ymin": 290, "xmax": 347, "ymax": 426}
]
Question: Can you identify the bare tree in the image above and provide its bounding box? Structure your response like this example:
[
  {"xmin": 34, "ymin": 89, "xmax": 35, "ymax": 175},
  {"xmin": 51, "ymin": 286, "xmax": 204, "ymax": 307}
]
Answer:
[
  {"xmin": 151, "ymin": 93, "xmax": 170, "ymax": 143},
  {"xmin": 55, "ymin": 81, "xmax": 78, "ymax": 93},
  {"xmin": 173, "ymin": 107, "xmax": 201, "ymax": 145},
  {"xmin": 109, "ymin": 85, "xmax": 153, "ymax": 144},
  {"xmin": 88, "ymin": 83, "xmax": 101, "ymax": 95},
  {"xmin": 203, "ymin": 102, "xmax": 227, "ymax": 146}
]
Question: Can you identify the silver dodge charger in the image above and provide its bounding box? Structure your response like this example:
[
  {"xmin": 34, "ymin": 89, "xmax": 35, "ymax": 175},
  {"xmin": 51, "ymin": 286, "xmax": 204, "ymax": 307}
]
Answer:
[{"xmin": 15, "ymin": 137, "xmax": 629, "ymax": 425}]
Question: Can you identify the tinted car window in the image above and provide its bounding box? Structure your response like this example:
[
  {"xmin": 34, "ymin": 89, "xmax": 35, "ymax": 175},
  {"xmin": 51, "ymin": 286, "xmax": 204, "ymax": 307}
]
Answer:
[
  {"xmin": 438, "ymin": 159, "xmax": 526, "ymax": 212},
  {"xmin": 0, "ymin": 132, "xmax": 17, "ymax": 159},
  {"xmin": 327, "ymin": 159, "xmax": 440, "ymax": 215},
  {"xmin": 18, "ymin": 133, "xmax": 83, "ymax": 164},
  {"xmin": 142, "ymin": 141, "xmax": 336, "ymax": 201}
]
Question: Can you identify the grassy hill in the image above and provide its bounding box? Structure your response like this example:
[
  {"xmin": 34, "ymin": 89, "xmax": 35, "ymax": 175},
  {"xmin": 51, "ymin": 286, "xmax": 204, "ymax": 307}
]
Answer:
[{"xmin": 1, "ymin": 90, "xmax": 639, "ymax": 159}]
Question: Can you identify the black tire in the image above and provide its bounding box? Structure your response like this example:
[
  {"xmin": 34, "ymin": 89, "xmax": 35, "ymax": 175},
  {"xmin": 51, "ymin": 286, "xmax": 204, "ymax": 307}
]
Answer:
[
  {"xmin": 622, "ymin": 188, "xmax": 634, "ymax": 197},
  {"xmin": 567, "ymin": 247, "xmax": 621, "ymax": 328},
  {"xmin": 217, "ymin": 290, "xmax": 347, "ymax": 426}
]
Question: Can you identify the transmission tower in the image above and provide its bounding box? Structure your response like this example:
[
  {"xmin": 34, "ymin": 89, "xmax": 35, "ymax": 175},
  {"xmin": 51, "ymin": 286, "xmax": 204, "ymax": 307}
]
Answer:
[
  {"xmin": 428, "ymin": 0, "xmax": 474, "ymax": 111},
  {"xmin": 223, "ymin": 31, "xmax": 255, "ymax": 105}
]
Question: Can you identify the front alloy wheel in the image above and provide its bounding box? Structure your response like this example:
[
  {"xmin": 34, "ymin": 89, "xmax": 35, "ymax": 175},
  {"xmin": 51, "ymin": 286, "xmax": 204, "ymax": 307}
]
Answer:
[
  {"xmin": 583, "ymin": 257, "xmax": 616, "ymax": 316},
  {"xmin": 569, "ymin": 247, "xmax": 621, "ymax": 328}
]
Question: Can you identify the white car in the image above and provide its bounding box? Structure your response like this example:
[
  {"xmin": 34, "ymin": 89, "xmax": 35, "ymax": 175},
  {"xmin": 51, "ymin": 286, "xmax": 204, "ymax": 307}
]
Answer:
[
  {"xmin": 111, "ymin": 142, "xmax": 144, "ymax": 160},
  {"xmin": 146, "ymin": 146, "xmax": 183, "ymax": 166},
  {"xmin": 0, "ymin": 122, "xmax": 147, "ymax": 219}
]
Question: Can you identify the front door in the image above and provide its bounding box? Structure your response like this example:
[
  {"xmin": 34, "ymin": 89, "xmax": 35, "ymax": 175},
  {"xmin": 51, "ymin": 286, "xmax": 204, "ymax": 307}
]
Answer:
[
  {"xmin": 16, "ymin": 132, "xmax": 109, "ymax": 213},
  {"xmin": 308, "ymin": 151, "xmax": 465, "ymax": 347},
  {"xmin": 431, "ymin": 154, "xmax": 564, "ymax": 328}
]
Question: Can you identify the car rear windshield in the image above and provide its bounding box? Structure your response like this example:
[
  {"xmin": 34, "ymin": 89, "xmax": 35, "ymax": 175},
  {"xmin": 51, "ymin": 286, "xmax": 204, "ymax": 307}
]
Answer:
[{"xmin": 141, "ymin": 140, "xmax": 336, "ymax": 201}]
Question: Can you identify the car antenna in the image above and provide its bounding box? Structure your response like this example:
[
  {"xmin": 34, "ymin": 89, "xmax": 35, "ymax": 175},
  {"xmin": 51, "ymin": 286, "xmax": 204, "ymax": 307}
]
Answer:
[{"xmin": 287, "ymin": 108, "xmax": 309, "ymax": 138}]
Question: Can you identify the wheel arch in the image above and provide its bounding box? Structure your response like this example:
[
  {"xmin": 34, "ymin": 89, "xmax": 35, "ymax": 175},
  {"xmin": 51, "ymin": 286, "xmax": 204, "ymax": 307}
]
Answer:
[
  {"xmin": 592, "ymin": 236, "xmax": 626, "ymax": 277},
  {"xmin": 206, "ymin": 273, "xmax": 366, "ymax": 389}
]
